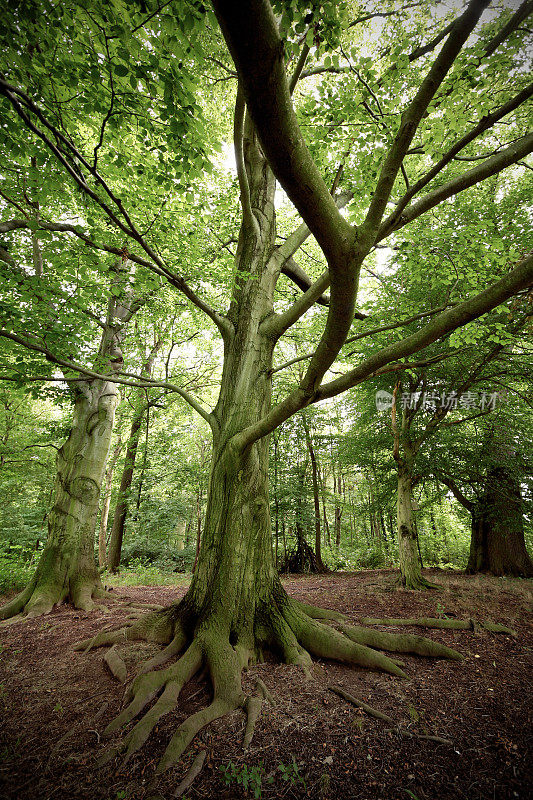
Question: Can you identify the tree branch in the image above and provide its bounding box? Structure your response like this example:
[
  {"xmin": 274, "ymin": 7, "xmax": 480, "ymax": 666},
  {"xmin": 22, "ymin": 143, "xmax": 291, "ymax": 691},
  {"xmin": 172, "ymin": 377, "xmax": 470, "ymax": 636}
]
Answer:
[
  {"xmin": 234, "ymin": 83, "xmax": 260, "ymax": 236},
  {"xmin": 0, "ymin": 330, "xmax": 216, "ymax": 430},
  {"xmin": 316, "ymin": 254, "xmax": 533, "ymax": 401},
  {"xmin": 379, "ymin": 83, "xmax": 533, "ymax": 238},
  {"xmin": 378, "ymin": 133, "xmax": 533, "ymax": 240},
  {"xmin": 361, "ymin": 0, "xmax": 490, "ymax": 237},
  {"xmin": 0, "ymin": 217, "xmax": 231, "ymax": 337}
]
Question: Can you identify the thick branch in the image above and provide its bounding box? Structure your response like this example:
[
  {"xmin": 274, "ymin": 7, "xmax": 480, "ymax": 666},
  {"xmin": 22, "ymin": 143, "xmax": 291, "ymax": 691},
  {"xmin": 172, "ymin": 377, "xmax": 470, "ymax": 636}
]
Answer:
[
  {"xmin": 270, "ymin": 305, "xmax": 450, "ymax": 375},
  {"xmin": 435, "ymin": 473, "xmax": 475, "ymax": 511},
  {"xmin": 0, "ymin": 330, "xmax": 216, "ymax": 430},
  {"xmin": 212, "ymin": 0, "xmax": 354, "ymax": 267},
  {"xmin": 235, "ymin": 253, "xmax": 532, "ymax": 450},
  {"xmin": 379, "ymin": 84, "xmax": 533, "ymax": 238},
  {"xmin": 378, "ymin": 133, "xmax": 533, "ymax": 240},
  {"xmin": 316, "ymin": 254, "xmax": 533, "ymax": 401},
  {"xmin": 362, "ymin": 0, "xmax": 490, "ymax": 236}
]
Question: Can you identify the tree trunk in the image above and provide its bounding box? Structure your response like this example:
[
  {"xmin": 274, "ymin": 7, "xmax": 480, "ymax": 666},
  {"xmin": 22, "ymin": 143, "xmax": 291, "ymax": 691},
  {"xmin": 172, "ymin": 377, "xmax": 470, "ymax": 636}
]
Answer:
[
  {"xmin": 98, "ymin": 440, "xmax": 123, "ymax": 568},
  {"xmin": 107, "ymin": 406, "xmax": 145, "ymax": 573},
  {"xmin": 466, "ymin": 466, "xmax": 533, "ymax": 577},
  {"xmin": 1, "ymin": 259, "xmax": 133, "ymax": 619},
  {"xmin": 301, "ymin": 414, "xmax": 327, "ymax": 572},
  {"xmin": 174, "ymin": 519, "xmax": 186, "ymax": 552},
  {"xmin": 396, "ymin": 461, "xmax": 433, "ymax": 589},
  {"xmin": 75, "ymin": 114, "xmax": 463, "ymax": 777},
  {"xmin": 2, "ymin": 379, "xmax": 119, "ymax": 618}
]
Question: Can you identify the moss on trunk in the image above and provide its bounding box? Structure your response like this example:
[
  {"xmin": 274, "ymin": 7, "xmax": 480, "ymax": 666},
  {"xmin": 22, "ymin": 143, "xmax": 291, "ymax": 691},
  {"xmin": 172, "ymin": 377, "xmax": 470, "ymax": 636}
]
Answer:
[{"xmin": 1, "ymin": 380, "xmax": 118, "ymax": 619}]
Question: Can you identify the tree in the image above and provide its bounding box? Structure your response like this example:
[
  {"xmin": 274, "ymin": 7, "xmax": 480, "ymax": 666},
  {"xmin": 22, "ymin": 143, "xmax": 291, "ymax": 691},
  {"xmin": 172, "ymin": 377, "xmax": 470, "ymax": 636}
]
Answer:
[
  {"xmin": 437, "ymin": 407, "xmax": 533, "ymax": 577},
  {"xmin": 1, "ymin": 0, "xmax": 532, "ymax": 776},
  {"xmin": 107, "ymin": 334, "xmax": 164, "ymax": 573}
]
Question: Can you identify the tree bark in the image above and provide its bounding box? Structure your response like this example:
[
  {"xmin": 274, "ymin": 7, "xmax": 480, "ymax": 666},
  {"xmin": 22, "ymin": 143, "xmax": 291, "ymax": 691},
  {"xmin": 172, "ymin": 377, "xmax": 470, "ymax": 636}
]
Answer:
[
  {"xmin": 1, "ymin": 260, "xmax": 134, "ymax": 619},
  {"xmin": 106, "ymin": 406, "xmax": 145, "ymax": 573},
  {"xmin": 301, "ymin": 414, "xmax": 327, "ymax": 571},
  {"xmin": 396, "ymin": 460, "xmax": 426, "ymax": 589},
  {"xmin": 98, "ymin": 439, "xmax": 123, "ymax": 568},
  {"xmin": 466, "ymin": 466, "xmax": 533, "ymax": 577}
]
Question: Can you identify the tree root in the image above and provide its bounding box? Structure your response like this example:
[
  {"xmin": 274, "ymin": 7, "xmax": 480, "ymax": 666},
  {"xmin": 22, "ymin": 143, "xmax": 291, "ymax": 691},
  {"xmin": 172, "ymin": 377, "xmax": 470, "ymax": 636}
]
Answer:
[
  {"xmin": 103, "ymin": 646, "xmax": 128, "ymax": 683},
  {"xmin": 243, "ymin": 694, "xmax": 263, "ymax": 749},
  {"xmin": 0, "ymin": 569, "xmax": 104, "ymax": 620},
  {"xmin": 339, "ymin": 624, "xmax": 463, "ymax": 660},
  {"xmin": 73, "ymin": 595, "xmax": 465, "ymax": 780},
  {"xmin": 329, "ymin": 685, "xmax": 394, "ymax": 723},
  {"xmin": 295, "ymin": 600, "xmax": 346, "ymax": 622},
  {"xmin": 398, "ymin": 574, "xmax": 439, "ymax": 590},
  {"xmin": 330, "ymin": 686, "xmax": 453, "ymax": 746},
  {"xmin": 359, "ymin": 617, "xmax": 517, "ymax": 636},
  {"xmin": 174, "ymin": 750, "xmax": 206, "ymax": 798}
]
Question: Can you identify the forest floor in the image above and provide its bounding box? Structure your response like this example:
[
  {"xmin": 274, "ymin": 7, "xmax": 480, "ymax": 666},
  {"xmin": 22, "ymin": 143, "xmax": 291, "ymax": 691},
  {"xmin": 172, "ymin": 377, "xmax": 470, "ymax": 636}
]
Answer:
[{"xmin": 0, "ymin": 568, "xmax": 531, "ymax": 800}]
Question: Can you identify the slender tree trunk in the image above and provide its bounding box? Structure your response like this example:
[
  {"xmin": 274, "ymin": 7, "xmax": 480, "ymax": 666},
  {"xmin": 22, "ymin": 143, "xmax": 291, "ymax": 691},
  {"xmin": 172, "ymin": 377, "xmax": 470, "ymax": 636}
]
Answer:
[
  {"xmin": 396, "ymin": 460, "xmax": 433, "ymax": 589},
  {"xmin": 98, "ymin": 440, "xmax": 123, "ymax": 568},
  {"xmin": 174, "ymin": 519, "xmax": 186, "ymax": 552},
  {"xmin": 334, "ymin": 469, "xmax": 342, "ymax": 547},
  {"xmin": 107, "ymin": 407, "xmax": 145, "ymax": 572},
  {"xmin": 302, "ymin": 414, "xmax": 327, "ymax": 571}
]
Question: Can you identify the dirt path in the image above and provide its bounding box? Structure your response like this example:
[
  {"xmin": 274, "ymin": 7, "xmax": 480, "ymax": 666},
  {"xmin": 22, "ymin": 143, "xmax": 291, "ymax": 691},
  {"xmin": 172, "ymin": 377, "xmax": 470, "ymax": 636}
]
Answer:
[{"xmin": 0, "ymin": 569, "xmax": 531, "ymax": 800}]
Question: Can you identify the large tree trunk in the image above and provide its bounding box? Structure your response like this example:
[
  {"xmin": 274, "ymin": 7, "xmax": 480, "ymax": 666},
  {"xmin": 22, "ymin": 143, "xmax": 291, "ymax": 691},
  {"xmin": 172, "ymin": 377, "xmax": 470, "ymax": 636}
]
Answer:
[
  {"xmin": 1, "ymin": 379, "xmax": 118, "ymax": 618},
  {"xmin": 1, "ymin": 260, "xmax": 133, "ymax": 619},
  {"xmin": 466, "ymin": 466, "xmax": 533, "ymax": 577},
  {"xmin": 75, "ymin": 115, "xmax": 462, "ymax": 779}
]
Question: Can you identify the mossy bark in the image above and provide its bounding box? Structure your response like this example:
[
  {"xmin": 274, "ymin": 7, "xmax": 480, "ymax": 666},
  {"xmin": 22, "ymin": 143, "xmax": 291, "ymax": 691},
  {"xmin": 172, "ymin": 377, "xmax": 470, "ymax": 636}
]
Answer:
[
  {"xmin": 1, "ymin": 380, "xmax": 118, "ymax": 618},
  {"xmin": 396, "ymin": 461, "xmax": 428, "ymax": 589},
  {"xmin": 1, "ymin": 260, "xmax": 133, "ymax": 619},
  {"xmin": 466, "ymin": 467, "xmax": 533, "ymax": 577}
]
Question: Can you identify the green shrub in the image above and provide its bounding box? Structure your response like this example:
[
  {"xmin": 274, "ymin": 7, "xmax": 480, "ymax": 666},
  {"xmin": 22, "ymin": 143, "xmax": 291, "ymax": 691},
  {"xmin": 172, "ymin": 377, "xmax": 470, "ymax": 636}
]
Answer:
[{"xmin": 0, "ymin": 556, "xmax": 35, "ymax": 595}]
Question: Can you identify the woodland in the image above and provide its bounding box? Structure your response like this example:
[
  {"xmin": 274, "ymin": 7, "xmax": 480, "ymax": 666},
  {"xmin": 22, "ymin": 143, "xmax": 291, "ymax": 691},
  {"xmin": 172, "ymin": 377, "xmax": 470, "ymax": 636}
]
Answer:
[{"xmin": 0, "ymin": 1, "xmax": 532, "ymax": 799}]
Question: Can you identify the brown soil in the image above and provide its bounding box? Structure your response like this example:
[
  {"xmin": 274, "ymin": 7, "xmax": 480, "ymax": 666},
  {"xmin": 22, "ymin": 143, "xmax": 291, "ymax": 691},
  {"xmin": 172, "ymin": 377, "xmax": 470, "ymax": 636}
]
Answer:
[{"xmin": 0, "ymin": 568, "xmax": 531, "ymax": 800}]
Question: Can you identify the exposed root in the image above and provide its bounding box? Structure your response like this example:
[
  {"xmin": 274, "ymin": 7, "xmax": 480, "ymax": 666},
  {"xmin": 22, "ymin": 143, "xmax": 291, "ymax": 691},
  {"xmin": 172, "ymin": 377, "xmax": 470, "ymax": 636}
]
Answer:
[
  {"xmin": 99, "ymin": 642, "xmax": 203, "ymax": 766},
  {"xmin": 243, "ymin": 694, "xmax": 262, "ymax": 749},
  {"xmin": 0, "ymin": 568, "xmax": 104, "ymax": 620},
  {"xmin": 157, "ymin": 698, "xmax": 234, "ymax": 776},
  {"xmin": 295, "ymin": 600, "xmax": 346, "ymax": 622},
  {"xmin": 360, "ymin": 616, "xmax": 517, "ymax": 636},
  {"xmin": 291, "ymin": 611, "xmax": 409, "ymax": 679},
  {"xmin": 398, "ymin": 574, "xmax": 439, "ymax": 591},
  {"xmin": 339, "ymin": 623, "xmax": 463, "ymax": 660},
  {"xmin": 137, "ymin": 630, "xmax": 187, "ymax": 675},
  {"xmin": 74, "ymin": 627, "xmax": 129, "ymax": 654},
  {"xmin": 103, "ymin": 646, "xmax": 128, "ymax": 683},
  {"xmin": 0, "ymin": 613, "xmax": 28, "ymax": 628},
  {"xmin": 174, "ymin": 749, "xmax": 206, "ymax": 798},
  {"xmin": 72, "ymin": 594, "xmax": 469, "ymax": 780},
  {"xmin": 330, "ymin": 686, "xmax": 453, "ymax": 746},
  {"xmin": 386, "ymin": 728, "xmax": 453, "ymax": 746},
  {"xmin": 329, "ymin": 685, "xmax": 394, "ymax": 723},
  {"xmin": 254, "ymin": 677, "xmax": 274, "ymax": 705}
]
